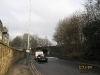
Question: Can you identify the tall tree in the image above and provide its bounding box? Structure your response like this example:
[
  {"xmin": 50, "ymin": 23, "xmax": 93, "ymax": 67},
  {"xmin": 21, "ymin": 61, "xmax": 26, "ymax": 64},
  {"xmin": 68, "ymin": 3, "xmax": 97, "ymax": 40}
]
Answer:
[
  {"xmin": 84, "ymin": 0, "xmax": 100, "ymax": 22},
  {"xmin": 53, "ymin": 12, "xmax": 86, "ymax": 52},
  {"xmin": 83, "ymin": 20, "xmax": 100, "ymax": 60},
  {"xmin": 82, "ymin": 0, "xmax": 100, "ymax": 60}
]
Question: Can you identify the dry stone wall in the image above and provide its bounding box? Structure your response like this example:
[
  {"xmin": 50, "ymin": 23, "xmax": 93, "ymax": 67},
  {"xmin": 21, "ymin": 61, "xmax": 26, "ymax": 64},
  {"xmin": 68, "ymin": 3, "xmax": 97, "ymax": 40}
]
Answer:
[{"xmin": 0, "ymin": 41, "xmax": 25, "ymax": 75}]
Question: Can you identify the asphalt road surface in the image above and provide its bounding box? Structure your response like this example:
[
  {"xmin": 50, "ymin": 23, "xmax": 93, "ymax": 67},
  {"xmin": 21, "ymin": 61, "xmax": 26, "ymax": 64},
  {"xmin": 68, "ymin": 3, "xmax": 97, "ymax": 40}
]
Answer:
[{"xmin": 31, "ymin": 56, "xmax": 100, "ymax": 75}]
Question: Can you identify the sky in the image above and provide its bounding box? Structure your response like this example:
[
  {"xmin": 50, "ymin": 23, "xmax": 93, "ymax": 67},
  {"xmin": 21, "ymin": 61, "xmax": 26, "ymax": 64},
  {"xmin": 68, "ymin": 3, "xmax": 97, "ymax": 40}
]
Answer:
[{"xmin": 0, "ymin": 0, "xmax": 84, "ymax": 44}]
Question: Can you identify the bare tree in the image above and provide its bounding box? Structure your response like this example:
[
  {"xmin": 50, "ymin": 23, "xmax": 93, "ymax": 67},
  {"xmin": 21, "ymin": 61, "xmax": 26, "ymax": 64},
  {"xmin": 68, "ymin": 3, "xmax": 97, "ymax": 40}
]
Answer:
[
  {"xmin": 36, "ymin": 36, "xmax": 53, "ymax": 47},
  {"xmin": 84, "ymin": 0, "xmax": 100, "ymax": 22},
  {"xmin": 10, "ymin": 35, "xmax": 23, "ymax": 48},
  {"xmin": 22, "ymin": 33, "xmax": 28, "ymax": 49}
]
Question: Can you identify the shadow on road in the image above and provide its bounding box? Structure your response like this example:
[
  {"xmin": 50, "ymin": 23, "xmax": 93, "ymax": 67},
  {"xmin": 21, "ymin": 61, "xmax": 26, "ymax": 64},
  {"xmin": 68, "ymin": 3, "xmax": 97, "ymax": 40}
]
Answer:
[{"xmin": 37, "ymin": 61, "xmax": 48, "ymax": 64}]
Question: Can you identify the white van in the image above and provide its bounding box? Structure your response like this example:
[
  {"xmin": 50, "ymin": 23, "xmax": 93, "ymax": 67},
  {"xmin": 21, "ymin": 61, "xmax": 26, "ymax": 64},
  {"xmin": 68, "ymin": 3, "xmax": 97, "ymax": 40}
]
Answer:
[{"xmin": 34, "ymin": 51, "xmax": 43, "ymax": 60}]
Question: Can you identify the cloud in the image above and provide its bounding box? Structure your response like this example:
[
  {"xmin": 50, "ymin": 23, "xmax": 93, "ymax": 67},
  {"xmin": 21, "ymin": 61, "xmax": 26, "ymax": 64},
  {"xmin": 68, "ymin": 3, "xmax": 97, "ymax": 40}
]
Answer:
[{"xmin": 0, "ymin": 0, "xmax": 84, "ymax": 43}]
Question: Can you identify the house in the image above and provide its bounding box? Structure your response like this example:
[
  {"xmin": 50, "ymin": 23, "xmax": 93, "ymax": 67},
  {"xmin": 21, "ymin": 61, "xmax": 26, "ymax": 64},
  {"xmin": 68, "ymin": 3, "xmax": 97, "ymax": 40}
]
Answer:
[
  {"xmin": 0, "ymin": 20, "xmax": 9, "ymax": 45},
  {"xmin": 0, "ymin": 20, "xmax": 3, "ymax": 40},
  {"xmin": 3, "ymin": 26, "xmax": 9, "ymax": 45}
]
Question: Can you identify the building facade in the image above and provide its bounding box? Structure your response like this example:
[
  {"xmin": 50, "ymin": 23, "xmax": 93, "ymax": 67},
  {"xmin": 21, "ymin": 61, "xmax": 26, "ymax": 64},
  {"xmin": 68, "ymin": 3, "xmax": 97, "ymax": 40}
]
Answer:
[{"xmin": 0, "ymin": 20, "xmax": 9, "ymax": 45}]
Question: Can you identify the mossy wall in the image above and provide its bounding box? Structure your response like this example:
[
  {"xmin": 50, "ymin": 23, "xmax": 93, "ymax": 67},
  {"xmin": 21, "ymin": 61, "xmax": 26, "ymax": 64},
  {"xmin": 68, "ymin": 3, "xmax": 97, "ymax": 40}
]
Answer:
[{"xmin": 0, "ymin": 41, "xmax": 25, "ymax": 75}]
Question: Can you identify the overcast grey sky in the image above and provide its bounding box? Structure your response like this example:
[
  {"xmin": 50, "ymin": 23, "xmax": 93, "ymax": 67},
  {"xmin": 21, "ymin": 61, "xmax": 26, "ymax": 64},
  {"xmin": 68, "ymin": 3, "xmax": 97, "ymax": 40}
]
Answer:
[{"xmin": 0, "ymin": 0, "xmax": 84, "ymax": 43}]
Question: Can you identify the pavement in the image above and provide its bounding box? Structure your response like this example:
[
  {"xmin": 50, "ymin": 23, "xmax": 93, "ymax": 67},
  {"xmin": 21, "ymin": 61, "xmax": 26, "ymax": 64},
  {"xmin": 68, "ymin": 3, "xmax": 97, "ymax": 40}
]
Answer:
[{"xmin": 6, "ymin": 59, "xmax": 33, "ymax": 75}]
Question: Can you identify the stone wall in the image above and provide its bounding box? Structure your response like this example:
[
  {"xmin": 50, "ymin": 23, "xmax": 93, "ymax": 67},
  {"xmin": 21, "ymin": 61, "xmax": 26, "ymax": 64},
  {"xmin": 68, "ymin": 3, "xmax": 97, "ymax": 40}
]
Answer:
[{"xmin": 0, "ymin": 40, "xmax": 25, "ymax": 75}]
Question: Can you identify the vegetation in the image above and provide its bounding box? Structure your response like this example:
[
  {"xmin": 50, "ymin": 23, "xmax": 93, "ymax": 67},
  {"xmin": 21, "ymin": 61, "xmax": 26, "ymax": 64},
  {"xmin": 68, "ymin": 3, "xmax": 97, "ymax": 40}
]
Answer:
[
  {"xmin": 83, "ymin": 20, "xmax": 100, "ymax": 60},
  {"xmin": 10, "ymin": 33, "xmax": 53, "ymax": 49},
  {"xmin": 53, "ymin": 0, "xmax": 100, "ymax": 61}
]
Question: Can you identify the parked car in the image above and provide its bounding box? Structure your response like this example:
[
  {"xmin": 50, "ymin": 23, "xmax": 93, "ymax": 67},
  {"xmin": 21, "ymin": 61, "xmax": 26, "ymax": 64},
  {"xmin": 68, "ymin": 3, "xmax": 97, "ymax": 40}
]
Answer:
[{"xmin": 36, "ymin": 54, "xmax": 48, "ymax": 62}]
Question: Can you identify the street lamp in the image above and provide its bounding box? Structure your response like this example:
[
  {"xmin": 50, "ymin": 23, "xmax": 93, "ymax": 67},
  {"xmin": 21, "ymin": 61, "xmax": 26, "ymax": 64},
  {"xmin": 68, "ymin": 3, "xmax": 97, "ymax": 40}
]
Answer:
[
  {"xmin": 27, "ymin": 24, "xmax": 30, "ymax": 50},
  {"xmin": 26, "ymin": 0, "xmax": 32, "ymax": 65},
  {"xmin": 27, "ymin": 0, "xmax": 32, "ymax": 50}
]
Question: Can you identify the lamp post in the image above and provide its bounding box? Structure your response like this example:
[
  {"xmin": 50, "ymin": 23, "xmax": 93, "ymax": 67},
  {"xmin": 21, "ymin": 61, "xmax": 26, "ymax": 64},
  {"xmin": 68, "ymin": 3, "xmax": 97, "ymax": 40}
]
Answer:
[
  {"xmin": 26, "ymin": 20, "xmax": 30, "ymax": 65},
  {"xmin": 26, "ymin": 0, "xmax": 32, "ymax": 65},
  {"xmin": 27, "ymin": 24, "xmax": 30, "ymax": 50},
  {"xmin": 27, "ymin": 0, "xmax": 32, "ymax": 51}
]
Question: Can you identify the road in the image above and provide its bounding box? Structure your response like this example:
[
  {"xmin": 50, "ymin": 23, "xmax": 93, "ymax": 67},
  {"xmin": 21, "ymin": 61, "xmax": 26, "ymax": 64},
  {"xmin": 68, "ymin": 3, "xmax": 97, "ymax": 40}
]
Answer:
[{"xmin": 31, "ymin": 56, "xmax": 100, "ymax": 75}]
